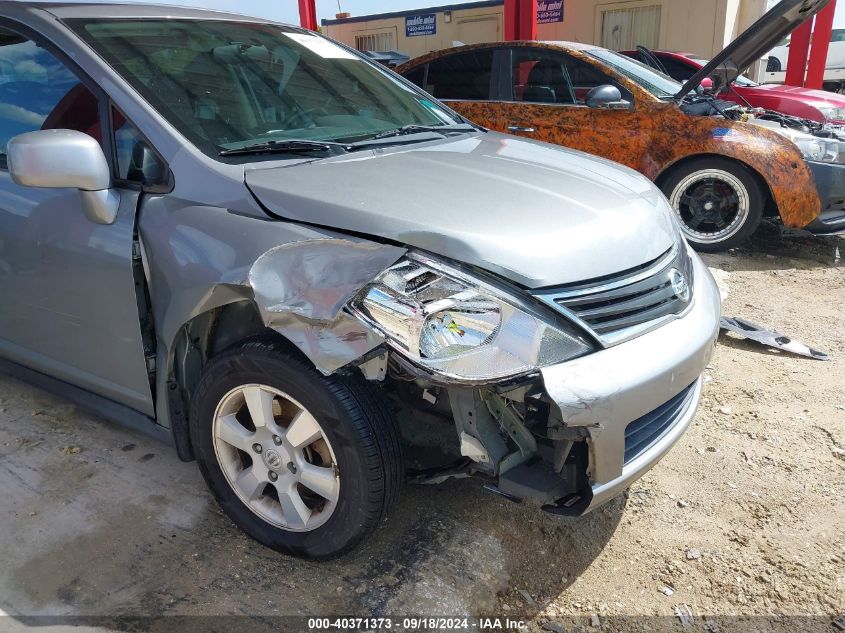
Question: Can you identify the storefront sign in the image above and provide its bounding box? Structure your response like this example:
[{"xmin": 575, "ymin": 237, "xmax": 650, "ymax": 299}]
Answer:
[
  {"xmin": 538, "ymin": 0, "xmax": 564, "ymax": 24},
  {"xmin": 406, "ymin": 14, "xmax": 437, "ymax": 37}
]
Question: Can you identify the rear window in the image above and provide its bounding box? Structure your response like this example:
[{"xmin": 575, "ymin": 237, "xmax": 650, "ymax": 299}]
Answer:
[{"xmin": 425, "ymin": 49, "xmax": 494, "ymax": 100}]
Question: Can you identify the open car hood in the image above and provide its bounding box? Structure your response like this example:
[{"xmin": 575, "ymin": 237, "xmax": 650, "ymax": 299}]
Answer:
[{"xmin": 677, "ymin": 0, "xmax": 831, "ymax": 99}]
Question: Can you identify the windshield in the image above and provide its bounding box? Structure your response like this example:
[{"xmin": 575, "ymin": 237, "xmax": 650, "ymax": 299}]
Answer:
[
  {"xmin": 69, "ymin": 19, "xmax": 463, "ymax": 158},
  {"xmin": 691, "ymin": 57, "xmax": 758, "ymax": 87},
  {"xmin": 588, "ymin": 48, "xmax": 682, "ymax": 98}
]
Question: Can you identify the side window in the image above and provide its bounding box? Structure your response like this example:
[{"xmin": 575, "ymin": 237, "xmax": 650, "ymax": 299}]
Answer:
[
  {"xmin": 511, "ymin": 49, "xmax": 573, "ymax": 104},
  {"xmin": 403, "ymin": 65, "xmax": 426, "ymax": 90},
  {"xmin": 112, "ymin": 107, "xmax": 166, "ymax": 186},
  {"xmin": 657, "ymin": 56, "xmax": 698, "ymax": 82},
  {"xmin": 0, "ymin": 27, "xmax": 101, "ymax": 165},
  {"xmin": 425, "ymin": 50, "xmax": 494, "ymax": 100},
  {"xmin": 510, "ymin": 48, "xmax": 631, "ymax": 105}
]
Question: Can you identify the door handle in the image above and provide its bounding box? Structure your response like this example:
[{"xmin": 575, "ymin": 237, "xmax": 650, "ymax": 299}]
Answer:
[{"xmin": 508, "ymin": 125, "xmax": 536, "ymax": 133}]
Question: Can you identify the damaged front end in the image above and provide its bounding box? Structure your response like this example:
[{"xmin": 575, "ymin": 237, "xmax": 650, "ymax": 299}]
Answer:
[{"xmin": 246, "ymin": 237, "xmax": 721, "ymax": 516}]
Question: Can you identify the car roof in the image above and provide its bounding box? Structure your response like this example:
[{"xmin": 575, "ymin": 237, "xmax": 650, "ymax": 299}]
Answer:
[
  {"xmin": 622, "ymin": 49, "xmax": 701, "ymax": 58},
  {"xmin": 7, "ymin": 2, "xmax": 284, "ymax": 24},
  {"xmin": 397, "ymin": 40, "xmax": 610, "ymax": 72},
  {"xmin": 544, "ymin": 40, "xmax": 602, "ymax": 51},
  {"xmin": 469, "ymin": 40, "xmax": 606, "ymax": 53},
  {"xmin": 660, "ymin": 51, "xmax": 706, "ymax": 59}
]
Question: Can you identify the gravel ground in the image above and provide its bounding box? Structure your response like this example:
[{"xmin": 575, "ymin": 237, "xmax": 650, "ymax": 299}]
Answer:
[{"xmin": 0, "ymin": 225, "xmax": 842, "ymax": 633}]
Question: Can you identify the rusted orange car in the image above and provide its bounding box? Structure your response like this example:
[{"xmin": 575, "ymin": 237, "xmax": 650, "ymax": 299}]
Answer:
[{"xmin": 398, "ymin": 0, "xmax": 845, "ymax": 251}]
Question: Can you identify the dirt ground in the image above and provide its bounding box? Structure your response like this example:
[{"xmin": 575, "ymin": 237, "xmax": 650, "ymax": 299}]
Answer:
[{"xmin": 0, "ymin": 223, "xmax": 842, "ymax": 633}]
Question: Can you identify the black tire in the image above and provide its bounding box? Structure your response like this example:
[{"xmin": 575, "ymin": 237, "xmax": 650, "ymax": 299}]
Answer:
[
  {"xmin": 766, "ymin": 57, "xmax": 782, "ymax": 73},
  {"xmin": 660, "ymin": 157, "xmax": 765, "ymax": 253},
  {"xmin": 190, "ymin": 339, "xmax": 402, "ymax": 559}
]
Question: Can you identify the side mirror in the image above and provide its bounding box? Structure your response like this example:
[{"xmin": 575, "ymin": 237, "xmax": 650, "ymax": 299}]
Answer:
[
  {"xmin": 585, "ymin": 84, "xmax": 630, "ymax": 110},
  {"xmin": 7, "ymin": 129, "xmax": 119, "ymax": 225}
]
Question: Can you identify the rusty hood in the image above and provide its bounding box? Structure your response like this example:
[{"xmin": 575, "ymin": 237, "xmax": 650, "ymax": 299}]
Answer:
[{"xmin": 245, "ymin": 133, "xmax": 679, "ymax": 289}]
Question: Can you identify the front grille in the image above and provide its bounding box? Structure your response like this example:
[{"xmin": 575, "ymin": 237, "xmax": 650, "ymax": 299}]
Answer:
[
  {"xmin": 624, "ymin": 382, "xmax": 697, "ymax": 464},
  {"xmin": 535, "ymin": 244, "xmax": 693, "ymax": 345}
]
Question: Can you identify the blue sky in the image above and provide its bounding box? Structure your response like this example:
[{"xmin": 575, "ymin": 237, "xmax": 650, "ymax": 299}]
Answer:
[{"xmin": 50, "ymin": 0, "xmax": 845, "ymax": 29}]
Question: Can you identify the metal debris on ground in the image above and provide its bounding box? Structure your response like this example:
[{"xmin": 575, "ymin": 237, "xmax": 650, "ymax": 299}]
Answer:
[
  {"xmin": 676, "ymin": 604, "xmax": 695, "ymax": 629},
  {"xmin": 833, "ymin": 615, "xmax": 845, "ymax": 631},
  {"xmin": 720, "ymin": 317, "xmax": 830, "ymax": 361}
]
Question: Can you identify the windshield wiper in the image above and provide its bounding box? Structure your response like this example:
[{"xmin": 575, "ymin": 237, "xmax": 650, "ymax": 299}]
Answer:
[
  {"xmin": 370, "ymin": 123, "xmax": 477, "ymax": 140},
  {"xmin": 219, "ymin": 139, "xmax": 347, "ymax": 157}
]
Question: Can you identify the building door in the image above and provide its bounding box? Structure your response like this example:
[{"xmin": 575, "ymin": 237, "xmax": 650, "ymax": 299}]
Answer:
[
  {"xmin": 600, "ymin": 4, "xmax": 662, "ymax": 51},
  {"xmin": 457, "ymin": 16, "xmax": 501, "ymax": 45}
]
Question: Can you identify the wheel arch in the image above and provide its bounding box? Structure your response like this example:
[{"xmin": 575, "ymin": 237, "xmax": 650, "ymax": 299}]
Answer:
[
  {"xmin": 655, "ymin": 153, "xmax": 779, "ymax": 217},
  {"xmin": 165, "ymin": 299, "xmax": 314, "ymax": 462}
]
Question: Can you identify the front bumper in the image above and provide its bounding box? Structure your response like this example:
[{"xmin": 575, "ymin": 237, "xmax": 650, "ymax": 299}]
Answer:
[
  {"xmin": 805, "ymin": 161, "xmax": 845, "ymax": 235},
  {"xmin": 539, "ymin": 253, "xmax": 721, "ymax": 513}
]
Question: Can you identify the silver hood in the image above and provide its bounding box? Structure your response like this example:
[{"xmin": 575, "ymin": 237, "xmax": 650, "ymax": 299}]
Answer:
[{"xmin": 245, "ymin": 133, "xmax": 678, "ymax": 289}]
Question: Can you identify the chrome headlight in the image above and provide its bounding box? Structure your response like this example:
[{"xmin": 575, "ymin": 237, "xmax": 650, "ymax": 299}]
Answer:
[
  {"xmin": 348, "ymin": 254, "xmax": 594, "ymax": 381},
  {"xmin": 771, "ymin": 126, "xmax": 841, "ymax": 163},
  {"xmin": 793, "ymin": 136, "xmax": 840, "ymax": 163}
]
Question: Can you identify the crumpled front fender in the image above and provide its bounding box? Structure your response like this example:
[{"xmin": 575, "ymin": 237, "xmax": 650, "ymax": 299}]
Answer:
[
  {"xmin": 248, "ymin": 239, "xmax": 405, "ymax": 374},
  {"xmin": 139, "ymin": 199, "xmax": 406, "ymax": 433}
]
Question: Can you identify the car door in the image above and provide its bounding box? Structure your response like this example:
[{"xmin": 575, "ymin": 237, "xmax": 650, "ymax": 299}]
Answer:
[
  {"xmin": 493, "ymin": 46, "xmax": 645, "ymax": 165},
  {"xmin": 0, "ymin": 24, "xmax": 157, "ymax": 416}
]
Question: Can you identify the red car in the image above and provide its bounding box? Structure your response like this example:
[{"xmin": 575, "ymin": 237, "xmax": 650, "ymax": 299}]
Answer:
[{"xmin": 623, "ymin": 48, "xmax": 845, "ymax": 125}]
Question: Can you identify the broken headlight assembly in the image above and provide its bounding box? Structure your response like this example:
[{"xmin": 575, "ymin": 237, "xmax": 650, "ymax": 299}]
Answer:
[
  {"xmin": 793, "ymin": 136, "xmax": 840, "ymax": 163},
  {"xmin": 773, "ymin": 127, "xmax": 841, "ymax": 163},
  {"xmin": 348, "ymin": 254, "xmax": 594, "ymax": 382}
]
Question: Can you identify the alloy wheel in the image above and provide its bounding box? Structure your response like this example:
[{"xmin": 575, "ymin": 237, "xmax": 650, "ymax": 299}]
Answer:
[
  {"xmin": 212, "ymin": 384, "xmax": 340, "ymax": 532},
  {"xmin": 669, "ymin": 169, "xmax": 750, "ymax": 245}
]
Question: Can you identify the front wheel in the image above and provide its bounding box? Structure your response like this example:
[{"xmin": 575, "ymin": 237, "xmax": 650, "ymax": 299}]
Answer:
[
  {"xmin": 661, "ymin": 158, "xmax": 765, "ymax": 252},
  {"xmin": 190, "ymin": 340, "xmax": 402, "ymax": 559}
]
